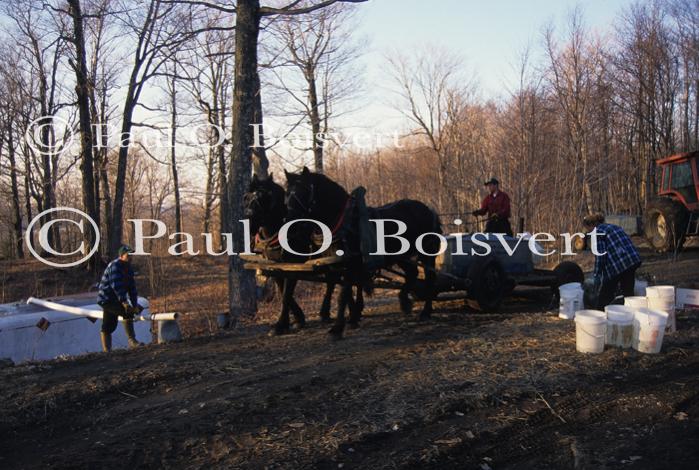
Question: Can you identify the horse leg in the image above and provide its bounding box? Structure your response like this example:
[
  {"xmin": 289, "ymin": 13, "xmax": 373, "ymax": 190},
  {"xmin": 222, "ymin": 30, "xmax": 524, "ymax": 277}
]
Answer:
[
  {"xmin": 285, "ymin": 279, "xmax": 306, "ymax": 329},
  {"xmin": 419, "ymin": 257, "xmax": 436, "ymax": 321},
  {"xmin": 348, "ymin": 285, "xmax": 361, "ymax": 329},
  {"xmin": 329, "ymin": 283, "xmax": 350, "ymax": 340},
  {"xmin": 319, "ymin": 282, "xmax": 334, "ymax": 323},
  {"xmin": 356, "ymin": 286, "xmax": 364, "ymax": 314},
  {"xmin": 398, "ymin": 261, "xmax": 416, "ymax": 315},
  {"xmin": 272, "ymin": 277, "xmax": 290, "ymax": 335}
]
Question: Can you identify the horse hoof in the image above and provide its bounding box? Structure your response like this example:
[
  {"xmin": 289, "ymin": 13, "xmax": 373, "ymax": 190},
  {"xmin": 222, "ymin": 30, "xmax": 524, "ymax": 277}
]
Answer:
[
  {"xmin": 319, "ymin": 315, "xmax": 332, "ymax": 324},
  {"xmin": 328, "ymin": 326, "xmax": 344, "ymax": 340},
  {"xmin": 293, "ymin": 318, "xmax": 306, "ymax": 329},
  {"xmin": 271, "ymin": 323, "xmax": 290, "ymax": 336},
  {"xmin": 348, "ymin": 321, "xmax": 360, "ymax": 330},
  {"xmin": 418, "ymin": 312, "xmax": 431, "ymax": 322}
]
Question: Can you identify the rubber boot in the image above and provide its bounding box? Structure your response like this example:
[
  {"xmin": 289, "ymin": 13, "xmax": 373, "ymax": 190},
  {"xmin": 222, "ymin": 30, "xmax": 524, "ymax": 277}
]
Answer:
[
  {"xmin": 123, "ymin": 319, "xmax": 142, "ymax": 348},
  {"xmin": 100, "ymin": 332, "xmax": 112, "ymax": 352}
]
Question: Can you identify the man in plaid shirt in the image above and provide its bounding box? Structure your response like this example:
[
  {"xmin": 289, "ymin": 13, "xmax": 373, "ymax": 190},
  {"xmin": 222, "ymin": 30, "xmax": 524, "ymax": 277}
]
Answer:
[
  {"xmin": 97, "ymin": 244, "xmax": 142, "ymax": 351},
  {"xmin": 583, "ymin": 214, "xmax": 642, "ymax": 308}
]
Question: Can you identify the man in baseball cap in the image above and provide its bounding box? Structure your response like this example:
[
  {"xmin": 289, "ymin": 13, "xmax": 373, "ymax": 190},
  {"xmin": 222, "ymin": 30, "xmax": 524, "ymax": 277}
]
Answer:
[
  {"xmin": 472, "ymin": 177, "xmax": 513, "ymax": 236},
  {"xmin": 96, "ymin": 244, "xmax": 142, "ymax": 351}
]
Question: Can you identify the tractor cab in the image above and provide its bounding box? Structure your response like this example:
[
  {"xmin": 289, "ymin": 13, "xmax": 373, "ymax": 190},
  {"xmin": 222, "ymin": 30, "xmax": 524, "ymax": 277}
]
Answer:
[
  {"xmin": 644, "ymin": 151, "xmax": 699, "ymax": 252},
  {"xmin": 656, "ymin": 152, "xmax": 699, "ymax": 210}
]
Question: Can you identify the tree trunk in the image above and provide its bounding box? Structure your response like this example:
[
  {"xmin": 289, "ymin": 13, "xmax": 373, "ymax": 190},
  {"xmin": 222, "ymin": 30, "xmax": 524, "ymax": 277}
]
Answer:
[
  {"xmin": 68, "ymin": 0, "xmax": 99, "ymax": 271},
  {"xmin": 3, "ymin": 126, "xmax": 24, "ymax": 258},
  {"xmin": 110, "ymin": 92, "xmax": 137, "ymax": 256},
  {"xmin": 169, "ymin": 74, "xmax": 183, "ymax": 239},
  {"xmin": 227, "ymin": 0, "xmax": 260, "ymax": 325},
  {"xmin": 252, "ymin": 70, "xmax": 269, "ymax": 178},
  {"xmin": 307, "ymin": 71, "xmax": 324, "ymax": 173}
]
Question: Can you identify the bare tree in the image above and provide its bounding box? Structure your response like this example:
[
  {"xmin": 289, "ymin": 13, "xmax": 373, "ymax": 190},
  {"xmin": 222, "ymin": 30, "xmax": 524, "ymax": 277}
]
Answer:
[{"xmin": 266, "ymin": 2, "xmax": 363, "ymax": 172}]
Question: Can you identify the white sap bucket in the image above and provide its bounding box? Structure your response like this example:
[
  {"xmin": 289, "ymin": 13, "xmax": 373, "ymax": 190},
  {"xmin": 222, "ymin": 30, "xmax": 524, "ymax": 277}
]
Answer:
[
  {"xmin": 559, "ymin": 289, "xmax": 580, "ymax": 319},
  {"xmin": 560, "ymin": 282, "xmax": 584, "ymax": 318},
  {"xmin": 574, "ymin": 310, "xmax": 607, "ymax": 353},
  {"xmin": 634, "ymin": 279, "xmax": 648, "ymax": 296},
  {"xmin": 633, "ymin": 307, "xmax": 669, "ymax": 354},
  {"xmin": 624, "ymin": 296, "xmax": 648, "ymax": 309},
  {"xmin": 604, "ymin": 305, "xmax": 635, "ymax": 348},
  {"xmin": 646, "ymin": 285, "xmax": 676, "ymax": 334}
]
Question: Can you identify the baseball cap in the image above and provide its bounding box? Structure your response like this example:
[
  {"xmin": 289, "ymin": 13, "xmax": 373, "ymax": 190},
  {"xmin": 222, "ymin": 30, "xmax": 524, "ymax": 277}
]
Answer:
[{"xmin": 118, "ymin": 245, "xmax": 135, "ymax": 256}]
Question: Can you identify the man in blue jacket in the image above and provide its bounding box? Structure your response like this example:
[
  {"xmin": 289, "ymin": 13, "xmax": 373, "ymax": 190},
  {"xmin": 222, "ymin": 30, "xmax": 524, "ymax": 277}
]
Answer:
[
  {"xmin": 583, "ymin": 214, "xmax": 642, "ymax": 308},
  {"xmin": 97, "ymin": 245, "xmax": 142, "ymax": 351}
]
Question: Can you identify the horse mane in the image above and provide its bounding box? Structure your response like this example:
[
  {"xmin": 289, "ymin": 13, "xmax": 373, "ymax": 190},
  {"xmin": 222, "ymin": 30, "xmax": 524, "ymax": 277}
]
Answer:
[{"xmin": 308, "ymin": 172, "xmax": 348, "ymax": 200}]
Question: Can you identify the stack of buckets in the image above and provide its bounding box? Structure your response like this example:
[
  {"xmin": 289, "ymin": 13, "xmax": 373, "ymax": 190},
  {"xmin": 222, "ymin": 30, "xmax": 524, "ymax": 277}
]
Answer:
[
  {"xmin": 559, "ymin": 282, "xmax": 584, "ymax": 320},
  {"xmin": 560, "ymin": 282, "xmax": 674, "ymax": 354}
]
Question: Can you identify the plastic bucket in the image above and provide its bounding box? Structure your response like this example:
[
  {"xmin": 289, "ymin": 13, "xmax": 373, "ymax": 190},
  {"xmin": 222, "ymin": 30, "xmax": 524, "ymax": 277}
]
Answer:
[
  {"xmin": 574, "ymin": 310, "xmax": 607, "ymax": 353},
  {"xmin": 646, "ymin": 285, "xmax": 676, "ymax": 334},
  {"xmin": 634, "ymin": 279, "xmax": 648, "ymax": 296},
  {"xmin": 559, "ymin": 289, "xmax": 580, "ymax": 319},
  {"xmin": 604, "ymin": 305, "xmax": 635, "ymax": 348},
  {"xmin": 560, "ymin": 282, "xmax": 584, "ymax": 313},
  {"xmin": 633, "ymin": 308, "xmax": 669, "ymax": 354},
  {"xmin": 624, "ymin": 296, "xmax": 648, "ymax": 309},
  {"xmin": 646, "ymin": 285, "xmax": 675, "ymax": 299}
]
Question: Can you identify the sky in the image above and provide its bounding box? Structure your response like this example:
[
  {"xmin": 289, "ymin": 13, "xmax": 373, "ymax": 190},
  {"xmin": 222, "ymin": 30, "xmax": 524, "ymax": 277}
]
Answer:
[{"xmin": 339, "ymin": 0, "xmax": 637, "ymax": 135}]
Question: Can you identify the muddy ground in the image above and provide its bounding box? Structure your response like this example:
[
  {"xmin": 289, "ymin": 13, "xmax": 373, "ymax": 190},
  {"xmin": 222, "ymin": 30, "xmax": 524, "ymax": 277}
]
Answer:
[{"xmin": 1, "ymin": 246, "xmax": 698, "ymax": 469}]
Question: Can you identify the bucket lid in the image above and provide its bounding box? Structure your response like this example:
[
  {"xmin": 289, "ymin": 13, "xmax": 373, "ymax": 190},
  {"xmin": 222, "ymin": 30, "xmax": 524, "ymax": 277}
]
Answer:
[
  {"xmin": 560, "ymin": 282, "xmax": 582, "ymax": 290},
  {"xmin": 624, "ymin": 296, "xmax": 647, "ymax": 306},
  {"xmin": 575, "ymin": 309, "xmax": 606, "ymax": 325},
  {"xmin": 646, "ymin": 285, "xmax": 675, "ymax": 297},
  {"xmin": 635, "ymin": 307, "xmax": 669, "ymax": 325},
  {"xmin": 605, "ymin": 305, "xmax": 635, "ymax": 323}
]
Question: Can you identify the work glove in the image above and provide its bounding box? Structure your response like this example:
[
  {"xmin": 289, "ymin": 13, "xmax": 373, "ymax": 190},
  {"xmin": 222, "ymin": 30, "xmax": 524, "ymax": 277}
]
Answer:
[
  {"xmin": 471, "ymin": 210, "xmax": 480, "ymax": 216},
  {"xmin": 491, "ymin": 213, "xmax": 499, "ymax": 221}
]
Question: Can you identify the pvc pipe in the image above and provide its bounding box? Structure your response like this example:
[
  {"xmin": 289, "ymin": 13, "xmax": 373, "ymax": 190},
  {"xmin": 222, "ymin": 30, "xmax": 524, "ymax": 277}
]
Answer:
[
  {"xmin": 27, "ymin": 297, "xmax": 103, "ymax": 319},
  {"xmin": 26, "ymin": 297, "xmax": 178, "ymax": 322},
  {"xmin": 146, "ymin": 312, "xmax": 179, "ymax": 321}
]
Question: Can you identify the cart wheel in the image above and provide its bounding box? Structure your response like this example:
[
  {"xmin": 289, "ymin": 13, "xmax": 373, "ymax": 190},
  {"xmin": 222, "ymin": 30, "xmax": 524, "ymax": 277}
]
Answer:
[
  {"xmin": 552, "ymin": 261, "xmax": 584, "ymax": 289},
  {"xmin": 467, "ymin": 256, "xmax": 506, "ymax": 311}
]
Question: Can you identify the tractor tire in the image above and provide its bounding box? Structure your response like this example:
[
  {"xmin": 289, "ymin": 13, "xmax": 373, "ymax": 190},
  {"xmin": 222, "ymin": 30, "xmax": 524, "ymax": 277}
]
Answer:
[
  {"xmin": 466, "ymin": 255, "xmax": 506, "ymax": 312},
  {"xmin": 644, "ymin": 197, "xmax": 689, "ymax": 253}
]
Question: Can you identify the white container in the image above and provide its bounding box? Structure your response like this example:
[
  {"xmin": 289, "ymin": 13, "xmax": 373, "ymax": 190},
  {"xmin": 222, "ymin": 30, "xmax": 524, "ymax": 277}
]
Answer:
[
  {"xmin": 574, "ymin": 310, "xmax": 607, "ymax": 353},
  {"xmin": 604, "ymin": 305, "xmax": 635, "ymax": 348},
  {"xmin": 646, "ymin": 285, "xmax": 676, "ymax": 334},
  {"xmin": 559, "ymin": 289, "xmax": 580, "ymax": 319},
  {"xmin": 634, "ymin": 279, "xmax": 648, "ymax": 296},
  {"xmin": 624, "ymin": 296, "xmax": 648, "ymax": 309},
  {"xmin": 560, "ymin": 282, "xmax": 584, "ymax": 314},
  {"xmin": 633, "ymin": 307, "xmax": 669, "ymax": 354}
]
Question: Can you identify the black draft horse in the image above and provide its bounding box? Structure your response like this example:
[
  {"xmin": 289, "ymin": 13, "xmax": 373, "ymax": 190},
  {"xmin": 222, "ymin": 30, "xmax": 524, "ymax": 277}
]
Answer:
[
  {"xmin": 244, "ymin": 174, "xmax": 363, "ymax": 335},
  {"xmin": 284, "ymin": 167, "xmax": 442, "ymax": 339}
]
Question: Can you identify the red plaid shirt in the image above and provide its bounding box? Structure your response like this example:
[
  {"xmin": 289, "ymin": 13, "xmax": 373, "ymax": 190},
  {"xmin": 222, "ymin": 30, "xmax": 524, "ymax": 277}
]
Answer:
[{"xmin": 475, "ymin": 191, "xmax": 511, "ymax": 219}]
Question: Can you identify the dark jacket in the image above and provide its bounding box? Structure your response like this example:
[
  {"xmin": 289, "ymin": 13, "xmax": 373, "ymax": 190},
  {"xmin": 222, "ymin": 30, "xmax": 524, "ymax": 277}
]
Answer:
[{"xmin": 98, "ymin": 259, "xmax": 138, "ymax": 306}]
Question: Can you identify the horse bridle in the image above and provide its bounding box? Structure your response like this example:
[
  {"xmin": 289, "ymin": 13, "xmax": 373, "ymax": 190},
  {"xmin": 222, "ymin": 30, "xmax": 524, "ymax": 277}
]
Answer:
[
  {"xmin": 244, "ymin": 191, "xmax": 265, "ymax": 213},
  {"xmin": 287, "ymin": 182, "xmax": 316, "ymax": 216}
]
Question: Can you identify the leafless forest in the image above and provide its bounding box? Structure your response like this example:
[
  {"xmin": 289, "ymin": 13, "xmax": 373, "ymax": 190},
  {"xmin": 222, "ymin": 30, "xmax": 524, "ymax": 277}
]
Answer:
[{"xmin": 0, "ymin": 0, "xmax": 698, "ymax": 306}]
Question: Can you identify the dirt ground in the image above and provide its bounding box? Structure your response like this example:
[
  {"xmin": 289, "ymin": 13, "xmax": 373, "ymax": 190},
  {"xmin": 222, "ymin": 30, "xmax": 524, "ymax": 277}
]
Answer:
[{"xmin": 1, "ymin": 245, "xmax": 698, "ymax": 469}]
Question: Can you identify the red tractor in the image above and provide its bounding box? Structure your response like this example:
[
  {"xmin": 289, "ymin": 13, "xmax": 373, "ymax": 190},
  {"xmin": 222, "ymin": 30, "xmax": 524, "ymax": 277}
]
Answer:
[{"xmin": 644, "ymin": 151, "xmax": 699, "ymax": 252}]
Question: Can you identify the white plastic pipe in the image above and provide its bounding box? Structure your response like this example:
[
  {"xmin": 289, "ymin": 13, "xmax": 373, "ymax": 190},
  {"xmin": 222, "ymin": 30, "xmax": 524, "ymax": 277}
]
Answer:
[
  {"xmin": 26, "ymin": 297, "xmax": 178, "ymax": 322},
  {"xmin": 27, "ymin": 297, "xmax": 103, "ymax": 319}
]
